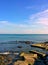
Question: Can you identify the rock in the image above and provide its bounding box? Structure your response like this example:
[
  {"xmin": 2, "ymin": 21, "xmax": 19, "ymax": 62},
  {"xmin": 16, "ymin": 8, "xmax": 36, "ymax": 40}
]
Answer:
[
  {"xmin": 14, "ymin": 61, "xmax": 28, "ymax": 65},
  {"xmin": 18, "ymin": 41, "xmax": 25, "ymax": 43},
  {"xmin": 44, "ymin": 41, "xmax": 48, "ymax": 43},
  {"xmin": 17, "ymin": 46, "xmax": 22, "ymax": 48},
  {"xmin": 8, "ymin": 63, "xmax": 13, "ymax": 65},
  {"xmin": 20, "ymin": 52, "xmax": 38, "ymax": 60},
  {"xmin": 43, "ymin": 54, "xmax": 48, "ymax": 65},
  {"xmin": 25, "ymin": 41, "xmax": 31, "ymax": 44}
]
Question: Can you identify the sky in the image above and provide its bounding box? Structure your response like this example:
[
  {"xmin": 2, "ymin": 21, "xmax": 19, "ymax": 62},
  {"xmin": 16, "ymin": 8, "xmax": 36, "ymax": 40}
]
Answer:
[{"xmin": 0, "ymin": 0, "xmax": 48, "ymax": 34}]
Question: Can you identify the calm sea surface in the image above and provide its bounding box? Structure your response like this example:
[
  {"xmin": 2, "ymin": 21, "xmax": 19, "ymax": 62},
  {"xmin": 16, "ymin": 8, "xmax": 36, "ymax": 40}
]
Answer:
[
  {"xmin": 0, "ymin": 34, "xmax": 48, "ymax": 42},
  {"xmin": 0, "ymin": 34, "xmax": 48, "ymax": 53}
]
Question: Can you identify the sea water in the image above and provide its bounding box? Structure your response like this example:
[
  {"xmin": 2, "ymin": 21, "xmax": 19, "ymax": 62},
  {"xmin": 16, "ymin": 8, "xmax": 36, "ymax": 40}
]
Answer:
[
  {"xmin": 0, "ymin": 34, "xmax": 48, "ymax": 42},
  {"xmin": 0, "ymin": 34, "xmax": 48, "ymax": 53}
]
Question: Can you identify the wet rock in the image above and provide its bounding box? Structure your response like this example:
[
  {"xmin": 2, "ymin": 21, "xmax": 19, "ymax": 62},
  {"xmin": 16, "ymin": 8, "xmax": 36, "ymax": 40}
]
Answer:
[
  {"xmin": 44, "ymin": 41, "xmax": 48, "ymax": 44},
  {"xmin": 17, "ymin": 46, "xmax": 22, "ymax": 48},
  {"xmin": 8, "ymin": 63, "xmax": 13, "ymax": 65},
  {"xmin": 18, "ymin": 41, "xmax": 25, "ymax": 43},
  {"xmin": 25, "ymin": 41, "xmax": 31, "ymax": 44},
  {"xmin": 18, "ymin": 41, "xmax": 31, "ymax": 44},
  {"xmin": 43, "ymin": 54, "xmax": 48, "ymax": 65}
]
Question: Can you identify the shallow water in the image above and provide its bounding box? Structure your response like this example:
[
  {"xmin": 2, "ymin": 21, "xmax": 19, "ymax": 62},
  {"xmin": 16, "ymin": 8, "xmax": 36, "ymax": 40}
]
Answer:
[
  {"xmin": 0, "ymin": 42, "xmax": 47, "ymax": 54},
  {"xmin": 0, "ymin": 34, "xmax": 48, "ymax": 53}
]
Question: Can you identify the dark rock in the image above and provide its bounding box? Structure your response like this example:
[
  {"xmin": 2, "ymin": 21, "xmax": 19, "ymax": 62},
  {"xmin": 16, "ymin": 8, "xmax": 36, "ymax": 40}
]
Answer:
[
  {"xmin": 28, "ymin": 64, "xmax": 31, "ymax": 65},
  {"xmin": 25, "ymin": 41, "xmax": 31, "ymax": 44},
  {"xmin": 8, "ymin": 63, "xmax": 13, "ymax": 65},
  {"xmin": 44, "ymin": 41, "xmax": 48, "ymax": 44},
  {"xmin": 18, "ymin": 41, "xmax": 25, "ymax": 43},
  {"xmin": 17, "ymin": 46, "xmax": 22, "ymax": 48},
  {"xmin": 20, "ymin": 56, "xmax": 25, "ymax": 61},
  {"xmin": 43, "ymin": 54, "xmax": 48, "ymax": 65}
]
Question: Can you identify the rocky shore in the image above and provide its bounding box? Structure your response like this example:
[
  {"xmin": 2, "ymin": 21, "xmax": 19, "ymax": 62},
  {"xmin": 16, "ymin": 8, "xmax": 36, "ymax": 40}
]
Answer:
[
  {"xmin": 0, "ymin": 41, "xmax": 48, "ymax": 65},
  {"xmin": 30, "ymin": 42, "xmax": 48, "ymax": 51}
]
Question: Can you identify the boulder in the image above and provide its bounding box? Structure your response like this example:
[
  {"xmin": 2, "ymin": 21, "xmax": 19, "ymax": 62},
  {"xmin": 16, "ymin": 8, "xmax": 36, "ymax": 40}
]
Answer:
[
  {"xmin": 25, "ymin": 41, "xmax": 31, "ymax": 44},
  {"xmin": 17, "ymin": 46, "xmax": 22, "ymax": 48}
]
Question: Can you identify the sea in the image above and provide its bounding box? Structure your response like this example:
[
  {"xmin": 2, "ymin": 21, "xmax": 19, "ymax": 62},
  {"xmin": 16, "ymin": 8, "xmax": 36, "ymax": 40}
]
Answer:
[
  {"xmin": 0, "ymin": 34, "xmax": 48, "ymax": 42},
  {"xmin": 0, "ymin": 34, "xmax": 48, "ymax": 53}
]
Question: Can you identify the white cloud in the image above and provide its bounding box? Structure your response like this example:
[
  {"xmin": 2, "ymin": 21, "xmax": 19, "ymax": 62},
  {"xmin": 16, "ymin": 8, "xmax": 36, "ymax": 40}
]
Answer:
[
  {"xmin": 29, "ymin": 9, "xmax": 48, "ymax": 26},
  {"xmin": 37, "ymin": 18, "xmax": 48, "ymax": 25},
  {"xmin": 0, "ymin": 9, "xmax": 48, "ymax": 34},
  {"xmin": 0, "ymin": 21, "xmax": 29, "ymax": 28},
  {"xmin": 29, "ymin": 9, "xmax": 48, "ymax": 19},
  {"xmin": 0, "ymin": 21, "xmax": 33, "ymax": 34},
  {"xmin": 0, "ymin": 21, "xmax": 8, "ymax": 24},
  {"xmin": 26, "ymin": 9, "xmax": 48, "ymax": 34}
]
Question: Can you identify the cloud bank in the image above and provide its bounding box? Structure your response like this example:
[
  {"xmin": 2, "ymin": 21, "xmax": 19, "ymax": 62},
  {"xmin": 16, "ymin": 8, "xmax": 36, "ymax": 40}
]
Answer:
[{"xmin": 0, "ymin": 9, "xmax": 48, "ymax": 34}]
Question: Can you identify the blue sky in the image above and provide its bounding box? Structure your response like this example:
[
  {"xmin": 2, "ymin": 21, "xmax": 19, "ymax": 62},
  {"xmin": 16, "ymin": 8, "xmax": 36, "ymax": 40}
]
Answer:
[{"xmin": 0, "ymin": 0, "xmax": 48, "ymax": 34}]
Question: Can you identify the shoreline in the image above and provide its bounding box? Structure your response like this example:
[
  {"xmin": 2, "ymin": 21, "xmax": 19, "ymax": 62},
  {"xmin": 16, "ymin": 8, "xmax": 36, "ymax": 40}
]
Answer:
[
  {"xmin": 0, "ymin": 40, "xmax": 48, "ymax": 43},
  {"xmin": 0, "ymin": 41, "xmax": 47, "ymax": 53},
  {"xmin": 0, "ymin": 39, "xmax": 48, "ymax": 44},
  {"xmin": 0, "ymin": 41, "xmax": 48, "ymax": 65}
]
